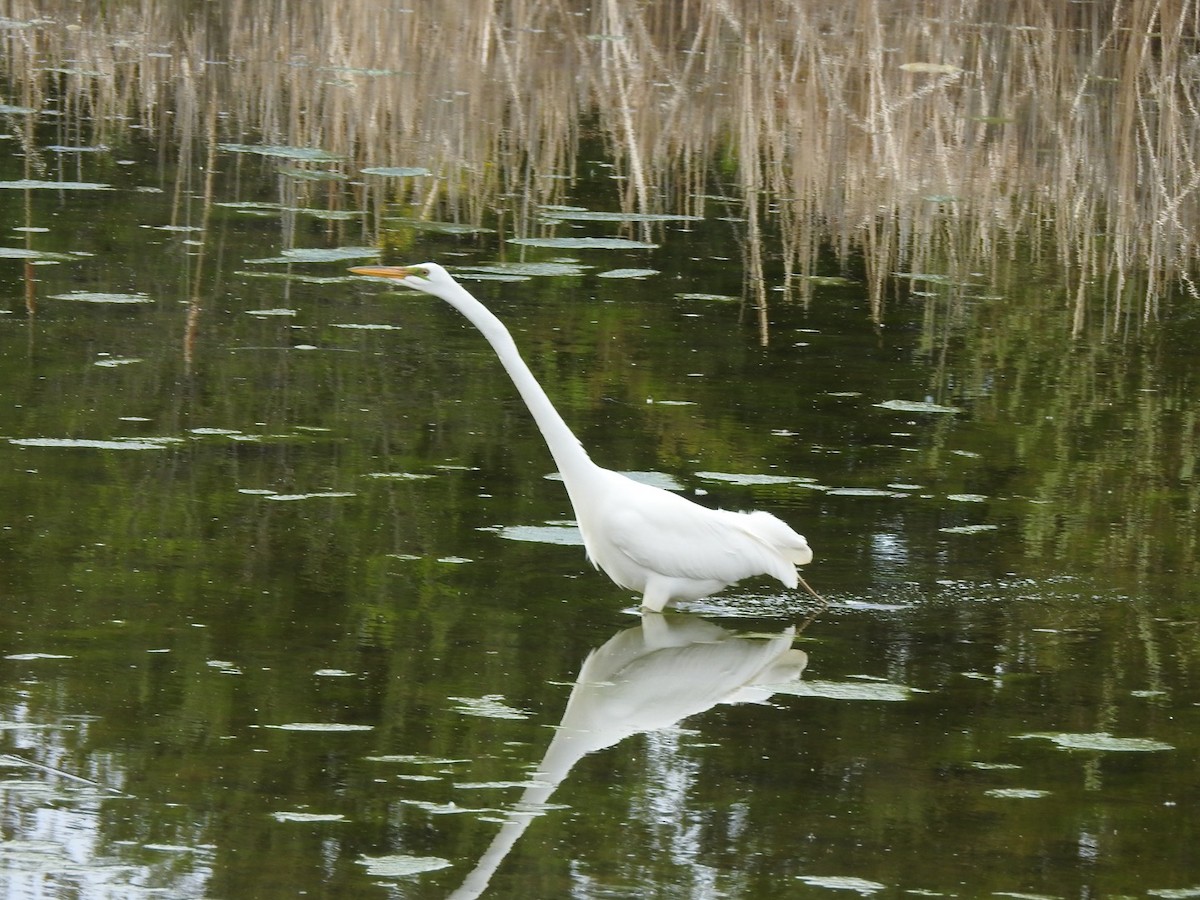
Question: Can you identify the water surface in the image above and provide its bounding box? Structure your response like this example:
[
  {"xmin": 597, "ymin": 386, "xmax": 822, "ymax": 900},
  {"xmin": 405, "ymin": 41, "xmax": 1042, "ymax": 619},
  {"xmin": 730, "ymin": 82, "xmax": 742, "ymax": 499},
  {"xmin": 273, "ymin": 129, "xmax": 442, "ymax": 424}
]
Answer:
[{"xmin": 1, "ymin": 3, "xmax": 1199, "ymax": 899}]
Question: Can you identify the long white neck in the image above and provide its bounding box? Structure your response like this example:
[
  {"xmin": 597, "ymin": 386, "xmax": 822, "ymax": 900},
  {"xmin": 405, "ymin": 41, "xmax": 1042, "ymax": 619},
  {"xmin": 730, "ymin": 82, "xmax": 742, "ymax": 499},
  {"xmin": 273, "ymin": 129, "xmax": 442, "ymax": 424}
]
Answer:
[{"xmin": 438, "ymin": 280, "xmax": 598, "ymax": 485}]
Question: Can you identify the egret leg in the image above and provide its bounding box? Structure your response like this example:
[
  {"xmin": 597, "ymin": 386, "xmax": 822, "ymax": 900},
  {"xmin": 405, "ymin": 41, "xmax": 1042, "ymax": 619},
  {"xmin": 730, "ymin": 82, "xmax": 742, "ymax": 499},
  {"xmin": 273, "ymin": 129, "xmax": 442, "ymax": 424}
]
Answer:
[
  {"xmin": 795, "ymin": 573, "xmax": 829, "ymax": 634},
  {"xmin": 640, "ymin": 582, "xmax": 671, "ymax": 613}
]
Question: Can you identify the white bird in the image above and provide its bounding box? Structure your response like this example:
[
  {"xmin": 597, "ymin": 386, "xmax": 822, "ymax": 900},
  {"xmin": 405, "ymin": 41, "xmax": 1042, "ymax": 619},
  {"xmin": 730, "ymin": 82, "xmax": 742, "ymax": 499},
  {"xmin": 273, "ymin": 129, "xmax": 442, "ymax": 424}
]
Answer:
[{"xmin": 349, "ymin": 262, "xmax": 815, "ymax": 612}]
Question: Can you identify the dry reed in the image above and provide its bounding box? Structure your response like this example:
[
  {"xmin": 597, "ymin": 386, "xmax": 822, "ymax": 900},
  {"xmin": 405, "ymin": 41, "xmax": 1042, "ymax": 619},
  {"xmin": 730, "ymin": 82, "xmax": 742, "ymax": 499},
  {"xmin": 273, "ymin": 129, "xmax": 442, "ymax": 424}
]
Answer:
[{"xmin": 2, "ymin": 0, "xmax": 1198, "ymax": 326}]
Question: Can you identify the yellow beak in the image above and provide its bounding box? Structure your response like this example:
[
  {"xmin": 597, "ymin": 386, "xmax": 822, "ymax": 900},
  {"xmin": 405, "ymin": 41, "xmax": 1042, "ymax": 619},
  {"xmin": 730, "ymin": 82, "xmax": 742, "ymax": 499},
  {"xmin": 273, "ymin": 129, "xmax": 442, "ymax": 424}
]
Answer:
[{"xmin": 348, "ymin": 265, "xmax": 416, "ymax": 279}]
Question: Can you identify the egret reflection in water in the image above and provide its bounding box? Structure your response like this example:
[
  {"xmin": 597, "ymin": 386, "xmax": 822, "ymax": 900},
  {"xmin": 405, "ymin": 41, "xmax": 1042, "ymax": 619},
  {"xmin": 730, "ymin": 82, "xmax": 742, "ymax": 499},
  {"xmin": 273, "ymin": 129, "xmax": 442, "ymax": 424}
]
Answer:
[{"xmin": 448, "ymin": 612, "xmax": 808, "ymax": 899}]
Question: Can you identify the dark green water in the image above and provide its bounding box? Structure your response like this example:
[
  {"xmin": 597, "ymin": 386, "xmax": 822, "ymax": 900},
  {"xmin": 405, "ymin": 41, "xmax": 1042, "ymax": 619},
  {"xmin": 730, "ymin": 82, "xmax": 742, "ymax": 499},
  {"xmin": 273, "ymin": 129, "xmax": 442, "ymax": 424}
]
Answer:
[{"xmin": 2, "ymin": 78, "xmax": 1199, "ymax": 900}]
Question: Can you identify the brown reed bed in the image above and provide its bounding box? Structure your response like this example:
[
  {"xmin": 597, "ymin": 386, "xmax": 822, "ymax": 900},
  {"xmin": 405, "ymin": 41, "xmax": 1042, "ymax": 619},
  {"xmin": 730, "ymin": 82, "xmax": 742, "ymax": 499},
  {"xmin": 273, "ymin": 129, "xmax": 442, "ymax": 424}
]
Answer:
[{"xmin": 2, "ymin": 0, "xmax": 1198, "ymax": 326}]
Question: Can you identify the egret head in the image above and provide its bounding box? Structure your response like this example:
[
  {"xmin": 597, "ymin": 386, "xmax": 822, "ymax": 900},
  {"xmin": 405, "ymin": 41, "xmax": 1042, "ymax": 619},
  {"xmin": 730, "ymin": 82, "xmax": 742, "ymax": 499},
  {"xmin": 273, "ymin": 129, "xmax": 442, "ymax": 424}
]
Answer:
[{"xmin": 348, "ymin": 262, "xmax": 453, "ymax": 295}]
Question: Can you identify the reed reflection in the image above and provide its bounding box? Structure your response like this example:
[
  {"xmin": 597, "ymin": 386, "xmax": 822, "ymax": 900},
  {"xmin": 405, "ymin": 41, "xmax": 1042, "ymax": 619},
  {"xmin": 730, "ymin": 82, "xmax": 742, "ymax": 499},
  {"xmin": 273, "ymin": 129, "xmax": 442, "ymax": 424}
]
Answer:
[{"xmin": 449, "ymin": 612, "xmax": 808, "ymax": 899}]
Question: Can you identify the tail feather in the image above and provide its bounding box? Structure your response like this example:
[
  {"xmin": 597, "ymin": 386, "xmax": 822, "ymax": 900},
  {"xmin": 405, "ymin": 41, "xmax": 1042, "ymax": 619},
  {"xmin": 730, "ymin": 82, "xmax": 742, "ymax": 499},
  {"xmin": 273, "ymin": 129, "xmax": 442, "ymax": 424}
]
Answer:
[{"xmin": 742, "ymin": 510, "xmax": 813, "ymax": 566}]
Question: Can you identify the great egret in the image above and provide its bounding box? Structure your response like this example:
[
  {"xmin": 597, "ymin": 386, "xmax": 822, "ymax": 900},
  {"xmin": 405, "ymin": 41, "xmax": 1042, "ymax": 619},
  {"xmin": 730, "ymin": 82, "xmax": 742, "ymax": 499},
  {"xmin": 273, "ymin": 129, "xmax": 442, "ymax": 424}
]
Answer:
[{"xmin": 349, "ymin": 262, "xmax": 816, "ymax": 611}]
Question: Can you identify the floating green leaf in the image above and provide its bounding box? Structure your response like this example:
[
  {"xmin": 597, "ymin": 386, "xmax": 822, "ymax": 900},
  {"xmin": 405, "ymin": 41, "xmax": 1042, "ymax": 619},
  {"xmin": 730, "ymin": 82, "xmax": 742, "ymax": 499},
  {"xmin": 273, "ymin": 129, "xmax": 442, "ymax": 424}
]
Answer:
[
  {"xmin": 507, "ymin": 236, "xmax": 657, "ymax": 250},
  {"xmin": 676, "ymin": 292, "xmax": 739, "ymax": 302},
  {"xmin": 218, "ymin": 143, "xmax": 342, "ymax": 161},
  {"xmin": 0, "ymin": 248, "xmax": 73, "ymax": 261},
  {"xmin": 356, "ymin": 854, "xmax": 452, "ymax": 877},
  {"xmin": 697, "ymin": 471, "xmax": 814, "ymax": 487},
  {"xmin": 10, "ymin": 437, "xmax": 181, "ymax": 450},
  {"xmin": 383, "ymin": 217, "xmax": 495, "ymax": 235},
  {"xmin": 271, "ymin": 812, "xmax": 347, "ymax": 823},
  {"xmin": 467, "ymin": 262, "xmax": 589, "ymax": 277},
  {"xmin": 49, "ymin": 291, "xmax": 153, "ymax": 304},
  {"xmin": 497, "ymin": 524, "xmax": 584, "ymax": 546},
  {"xmin": 539, "ymin": 208, "xmax": 701, "ymax": 223},
  {"xmin": 0, "ymin": 179, "xmax": 112, "ymax": 190},
  {"xmin": 598, "ymin": 268, "xmax": 659, "ymax": 278},
  {"xmin": 263, "ymin": 722, "xmax": 374, "ymax": 732},
  {"xmin": 984, "ymin": 788, "xmax": 1051, "ymax": 799},
  {"xmin": 449, "ymin": 695, "xmax": 531, "ymax": 720},
  {"xmin": 797, "ymin": 875, "xmax": 887, "ymax": 894},
  {"xmin": 361, "ymin": 166, "xmax": 433, "ymax": 177},
  {"xmin": 246, "ymin": 247, "xmax": 379, "ymax": 264},
  {"xmin": 773, "ymin": 680, "xmax": 920, "ymax": 702},
  {"xmin": 874, "ymin": 399, "xmax": 962, "ymax": 414},
  {"xmin": 263, "ymin": 492, "xmax": 356, "ymax": 502},
  {"xmin": 1016, "ymin": 732, "xmax": 1174, "ymax": 752}
]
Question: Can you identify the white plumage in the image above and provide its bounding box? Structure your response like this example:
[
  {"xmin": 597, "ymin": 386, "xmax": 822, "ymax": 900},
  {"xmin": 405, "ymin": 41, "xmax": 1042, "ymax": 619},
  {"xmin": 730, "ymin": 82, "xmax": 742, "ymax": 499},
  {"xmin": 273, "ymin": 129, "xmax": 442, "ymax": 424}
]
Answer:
[{"xmin": 349, "ymin": 262, "xmax": 814, "ymax": 611}]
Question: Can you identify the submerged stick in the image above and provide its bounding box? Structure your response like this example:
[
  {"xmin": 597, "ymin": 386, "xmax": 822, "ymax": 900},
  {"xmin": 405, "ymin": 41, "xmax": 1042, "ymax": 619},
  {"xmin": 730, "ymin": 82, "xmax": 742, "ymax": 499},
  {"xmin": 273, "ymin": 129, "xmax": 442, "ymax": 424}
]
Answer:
[{"xmin": 0, "ymin": 752, "xmax": 130, "ymax": 797}]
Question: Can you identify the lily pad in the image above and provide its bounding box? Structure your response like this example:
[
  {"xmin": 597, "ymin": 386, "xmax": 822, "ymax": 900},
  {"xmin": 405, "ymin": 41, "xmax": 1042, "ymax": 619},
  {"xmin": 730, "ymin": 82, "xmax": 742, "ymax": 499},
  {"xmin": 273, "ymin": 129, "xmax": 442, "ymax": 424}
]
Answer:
[
  {"xmin": 246, "ymin": 247, "xmax": 379, "ymax": 264},
  {"xmin": 467, "ymin": 262, "xmax": 589, "ymax": 277},
  {"xmin": 677, "ymin": 292, "xmax": 739, "ymax": 302},
  {"xmin": 216, "ymin": 201, "xmax": 284, "ymax": 215},
  {"xmin": 507, "ymin": 236, "xmax": 657, "ymax": 250},
  {"xmin": 773, "ymin": 680, "xmax": 920, "ymax": 702},
  {"xmin": 218, "ymin": 143, "xmax": 342, "ymax": 161},
  {"xmin": 363, "ymin": 754, "xmax": 469, "ymax": 765},
  {"xmin": 939, "ymin": 524, "xmax": 999, "ymax": 534},
  {"xmin": 826, "ymin": 487, "xmax": 906, "ymax": 498},
  {"xmin": 598, "ymin": 267, "xmax": 659, "ymax": 278},
  {"xmin": 383, "ymin": 217, "xmax": 495, "ymax": 235},
  {"xmin": 874, "ymin": 399, "xmax": 962, "ymax": 414},
  {"xmin": 263, "ymin": 492, "xmax": 356, "ymax": 502},
  {"xmin": 697, "ymin": 471, "xmax": 813, "ymax": 487},
  {"xmin": 1016, "ymin": 731, "xmax": 1174, "ymax": 752},
  {"xmin": 497, "ymin": 523, "xmax": 584, "ymax": 546},
  {"xmin": 361, "ymin": 166, "xmax": 432, "ymax": 177},
  {"xmin": 0, "ymin": 179, "xmax": 112, "ymax": 190},
  {"xmin": 263, "ymin": 722, "xmax": 374, "ymax": 732},
  {"xmin": 0, "ymin": 248, "xmax": 74, "ymax": 261},
  {"xmin": 271, "ymin": 812, "xmax": 347, "ymax": 823},
  {"xmin": 10, "ymin": 437, "xmax": 181, "ymax": 450},
  {"xmin": 356, "ymin": 854, "xmax": 452, "ymax": 878},
  {"xmin": 797, "ymin": 875, "xmax": 887, "ymax": 894},
  {"xmin": 538, "ymin": 208, "xmax": 702, "ymax": 223},
  {"xmin": 49, "ymin": 291, "xmax": 153, "ymax": 304},
  {"xmin": 984, "ymin": 788, "xmax": 1051, "ymax": 799},
  {"xmin": 449, "ymin": 695, "xmax": 531, "ymax": 720}
]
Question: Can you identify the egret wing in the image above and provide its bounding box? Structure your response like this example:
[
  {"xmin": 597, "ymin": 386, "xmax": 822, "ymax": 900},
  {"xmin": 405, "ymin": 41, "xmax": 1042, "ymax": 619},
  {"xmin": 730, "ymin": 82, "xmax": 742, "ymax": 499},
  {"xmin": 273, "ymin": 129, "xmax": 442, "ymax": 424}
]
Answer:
[{"xmin": 602, "ymin": 486, "xmax": 798, "ymax": 587}]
